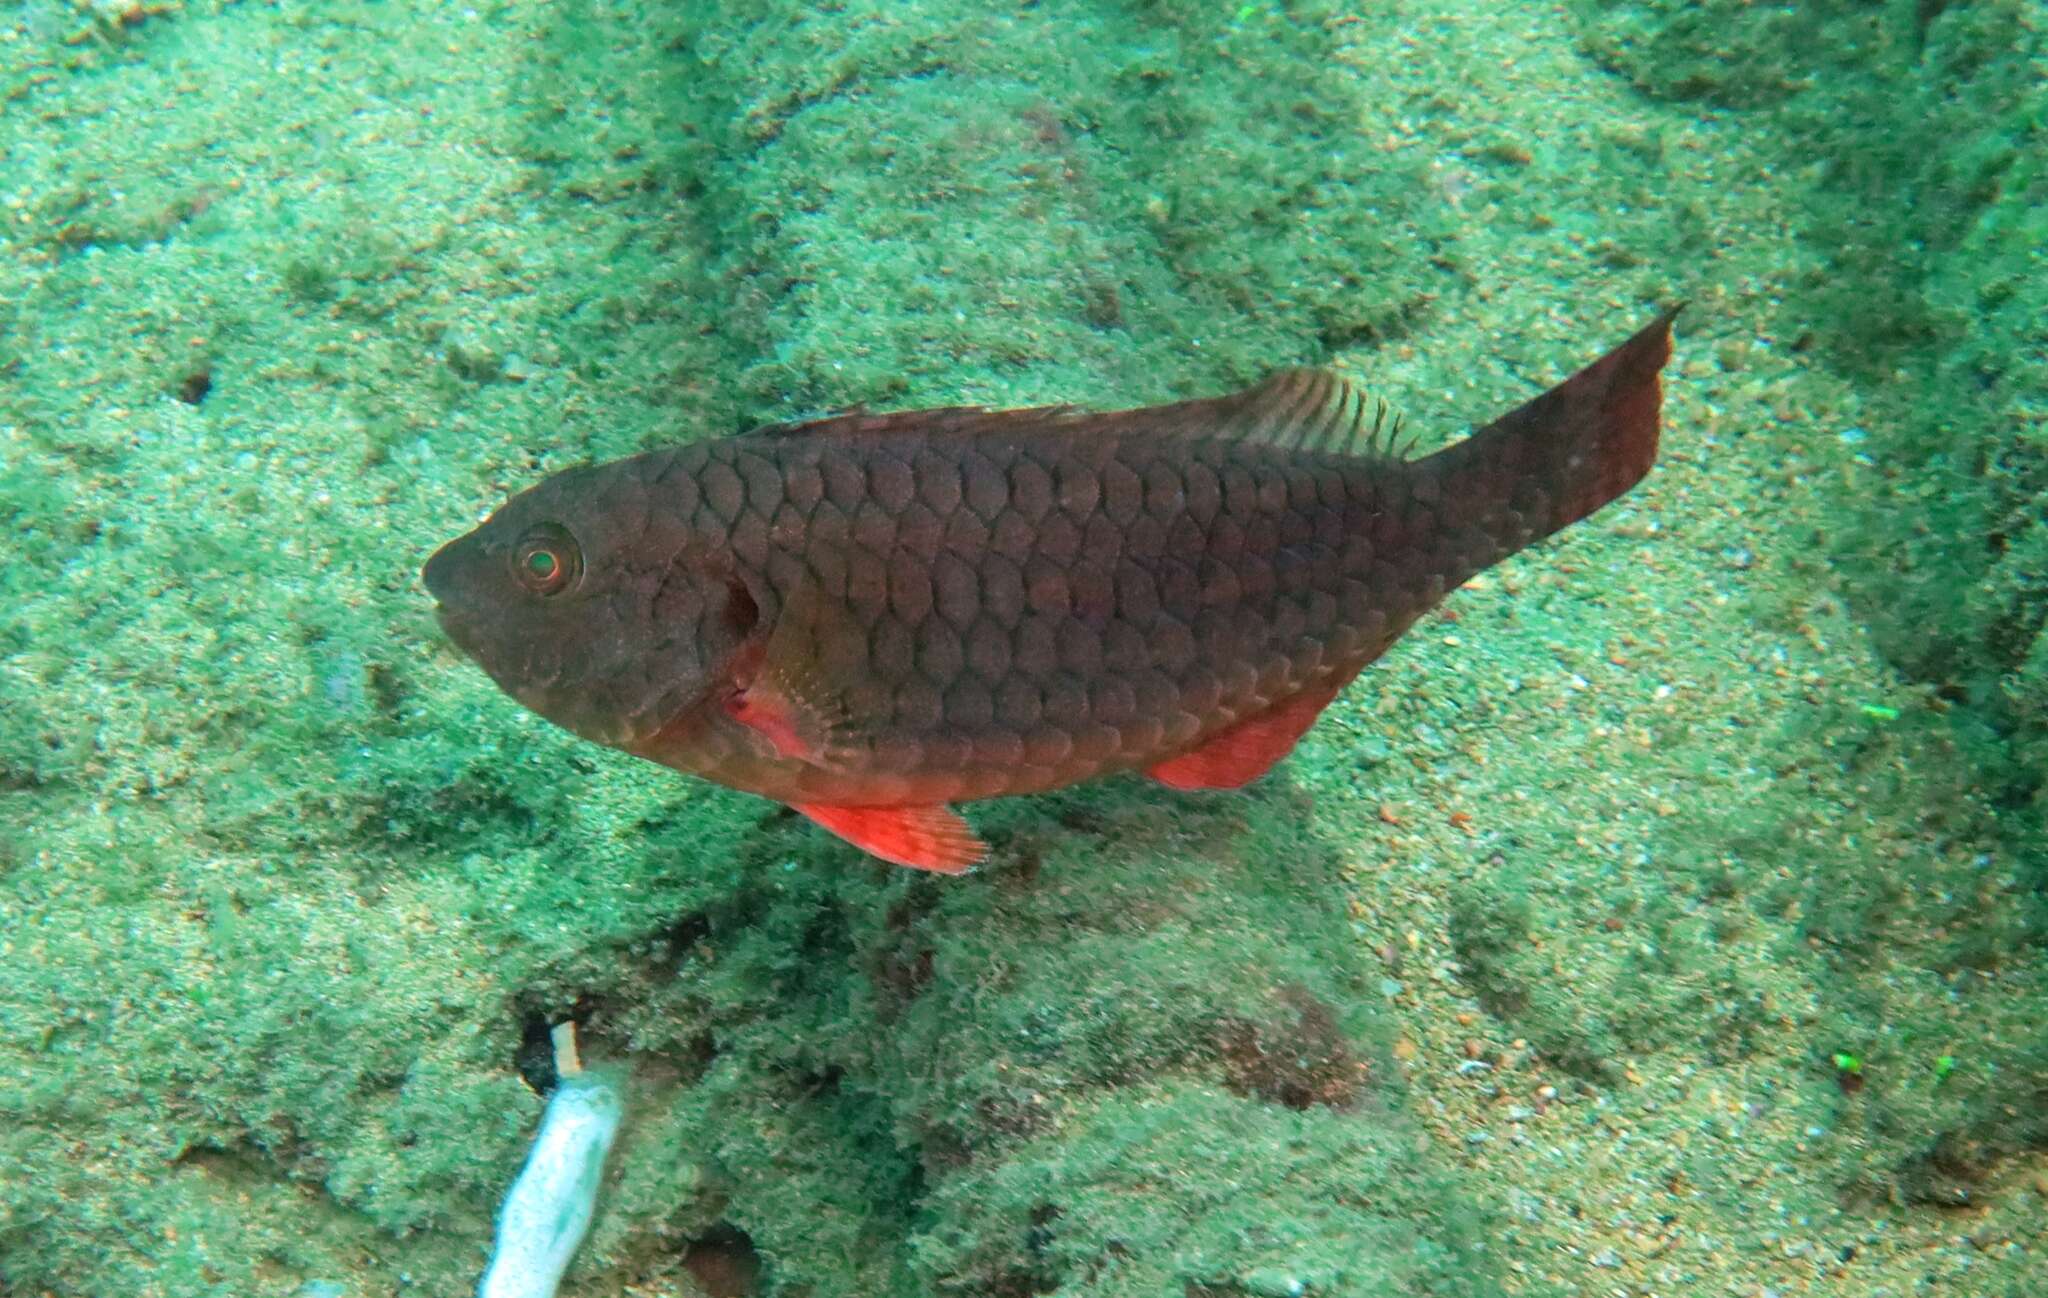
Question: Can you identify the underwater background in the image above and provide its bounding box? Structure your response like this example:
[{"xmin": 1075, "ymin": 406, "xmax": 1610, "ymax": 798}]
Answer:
[{"xmin": 1, "ymin": 1, "xmax": 2043, "ymax": 1295}]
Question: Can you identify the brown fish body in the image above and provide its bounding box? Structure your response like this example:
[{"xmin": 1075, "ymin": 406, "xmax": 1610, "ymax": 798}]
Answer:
[
  {"xmin": 624, "ymin": 408, "xmax": 1453, "ymax": 805},
  {"xmin": 425, "ymin": 310, "xmax": 1677, "ymax": 871}
]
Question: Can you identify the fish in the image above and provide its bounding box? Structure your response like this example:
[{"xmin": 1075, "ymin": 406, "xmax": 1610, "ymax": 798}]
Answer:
[{"xmin": 423, "ymin": 308, "xmax": 1679, "ymax": 874}]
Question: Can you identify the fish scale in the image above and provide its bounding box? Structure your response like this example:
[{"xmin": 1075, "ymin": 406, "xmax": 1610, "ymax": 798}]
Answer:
[
  {"xmin": 424, "ymin": 309, "xmax": 1678, "ymax": 871},
  {"xmin": 662, "ymin": 431, "xmax": 1367, "ymax": 796}
]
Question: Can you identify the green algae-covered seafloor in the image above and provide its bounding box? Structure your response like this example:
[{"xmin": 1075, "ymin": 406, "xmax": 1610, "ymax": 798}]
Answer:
[{"xmin": 1, "ymin": 2, "xmax": 2042, "ymax": 1295}]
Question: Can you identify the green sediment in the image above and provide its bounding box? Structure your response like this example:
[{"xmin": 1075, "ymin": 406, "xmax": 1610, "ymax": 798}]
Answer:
[
  {"xmin": 1569, "ymin": 0, "xmax": 2048, "ymax": 1207},
  {"xmin": 661, "ymin": 0, "xmax": 1449, "ymax": 414},
  {"xmin": 1, "ymin": 3, "xmax": 1503, "ymax": 1294},
  {"xmin": 1569, "ymin": 0, "xmax": 2048, "ymax": 847},
  {"xmin": 2, "ymin": 1, "xmax": 2044, "ymax": 1296}
]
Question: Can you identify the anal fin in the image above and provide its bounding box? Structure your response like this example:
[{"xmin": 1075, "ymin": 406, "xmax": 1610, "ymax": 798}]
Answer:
[
  {"xmin": 1147, "ymin": 682, "xmax": 1344, "ymax": 791},
  {"xmin": 794, "ymin": 802, "xmax": 987, "ymax": 874}
]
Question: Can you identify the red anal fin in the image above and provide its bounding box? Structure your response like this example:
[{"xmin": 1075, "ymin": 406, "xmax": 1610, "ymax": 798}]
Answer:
[
  {"xmin": 1147, "ymin": 682, "xmax": 1344, "ymax": 791},
  {"xmin": 793, "ymin": 802, "xmax": 987, "ymax": 874}
]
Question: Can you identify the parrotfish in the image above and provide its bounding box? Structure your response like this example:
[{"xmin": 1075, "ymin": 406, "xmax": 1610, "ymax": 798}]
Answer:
[{"xmin": 424, "ymin": 309, "xmax": 1678, "ymax": 873}]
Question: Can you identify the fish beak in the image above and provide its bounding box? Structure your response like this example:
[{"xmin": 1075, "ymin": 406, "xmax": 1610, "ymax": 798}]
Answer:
[
  {"xmin": 422, "ymin": 537, "xmax": 486, "ymax": 657},
  {"xmin": 421, "ymin": 537, "xmax": 463, "ymax": 607}
]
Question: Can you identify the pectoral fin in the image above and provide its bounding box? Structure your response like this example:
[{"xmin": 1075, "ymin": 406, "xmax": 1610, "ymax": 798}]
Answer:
[
  {"xmin": 723, "ymin": 582, "xmax": 856, "ymax": 765},
  {"xmin": 794, "ymin": 802, "xmax": 987, "ymax": 874}
]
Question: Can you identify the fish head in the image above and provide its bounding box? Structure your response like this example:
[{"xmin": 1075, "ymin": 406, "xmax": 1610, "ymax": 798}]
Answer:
[{"xmin": 422, "ymin": 460, "xmax": 760, "ymax": 748}]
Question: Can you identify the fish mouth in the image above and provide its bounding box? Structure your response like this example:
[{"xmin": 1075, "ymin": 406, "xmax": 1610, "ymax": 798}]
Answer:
[
  {"xmin": 422, "ymin": 536, "xmax": 489, "ymax": 659},
  {"xmin": 431, "ymin": 600, "xmax": 471, "ymax": 650},
  {"xmin": 421, "ymin": 536, "xmax": 465, "ymax": 606}
]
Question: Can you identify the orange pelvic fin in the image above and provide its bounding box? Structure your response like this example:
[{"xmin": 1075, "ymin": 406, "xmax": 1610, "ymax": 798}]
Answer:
[
  {"xmin": 794, "ymin": 801, "xmax": 987, "ymax": 874},
  {"xmin": 1147, "ymin": 681, "xmax": 1345, "ymax": 791}
]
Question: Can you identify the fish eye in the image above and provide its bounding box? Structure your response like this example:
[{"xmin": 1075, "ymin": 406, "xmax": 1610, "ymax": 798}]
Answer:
[{"xmin": 511, "ymin": 523, "xmax": 583, "ymax": 597}]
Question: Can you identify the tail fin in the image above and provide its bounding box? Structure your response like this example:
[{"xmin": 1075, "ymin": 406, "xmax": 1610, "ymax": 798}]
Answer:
[{"xmin": 1418, "ymin": 307, "xmax": 1679, "ymax": 558}]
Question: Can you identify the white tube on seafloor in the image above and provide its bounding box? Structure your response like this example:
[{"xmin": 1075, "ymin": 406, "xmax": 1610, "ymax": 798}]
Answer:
[{"xmin": 477, "ymin": 1066, "xmax": 625, "ymax": 1298}]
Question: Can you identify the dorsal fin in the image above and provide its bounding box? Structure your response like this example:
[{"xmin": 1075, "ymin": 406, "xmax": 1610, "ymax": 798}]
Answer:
[
  {"xmin": 734, "ymin": 369, "xmax": 1407, "ymax": 460},
  {"xmin": 741, "ymin": 404, "xmax": 1084, "ymax": 441},
  {"xmin": 1199, "ymin": 367, "xmax": 1406, "ymax": 458}
]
